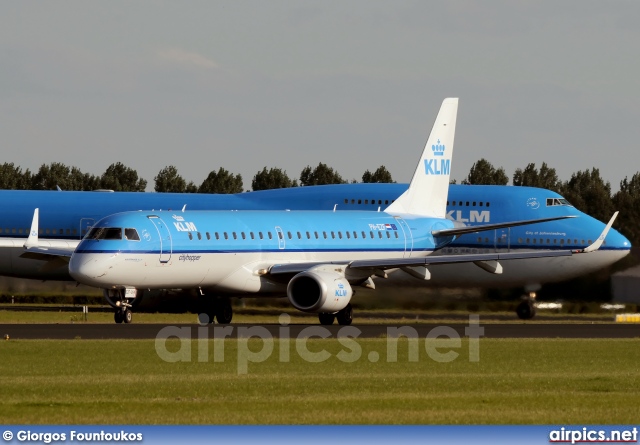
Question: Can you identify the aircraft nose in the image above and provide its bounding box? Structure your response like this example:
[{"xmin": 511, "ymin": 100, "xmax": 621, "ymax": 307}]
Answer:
[
  {"xmin": 69, "ymin": 253, "xmax": 111, "ymax": 286},
  {"xmin": 606, "ymin": 226, "xmax": 632, "ymax": 251}
]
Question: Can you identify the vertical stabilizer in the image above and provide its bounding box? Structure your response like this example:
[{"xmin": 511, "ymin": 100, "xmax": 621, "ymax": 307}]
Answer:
[{"xmin": 385, "ymin": 98, "xmax": 458, "ymax": 217}]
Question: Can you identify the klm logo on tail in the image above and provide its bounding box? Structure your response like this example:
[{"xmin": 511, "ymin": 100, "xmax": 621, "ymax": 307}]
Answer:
[{"xmin": 424, "ymin": 139, "xmax": 450, "ymax": 175}]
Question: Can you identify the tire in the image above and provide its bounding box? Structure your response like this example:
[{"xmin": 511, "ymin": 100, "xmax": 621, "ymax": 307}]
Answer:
[
  {"xmin": 114, "ymin": 311, "xmax": 124, "ymax": 324},
  {"xmin": 336, "ymin": 304, "xmax": 353, "ymax": 326},
  {"xmin": 318, "ymin": 313, "xmax": 335, "ymax": 325},
  {"xmin": 123, "ymin": 309, "xmax": 133, "ymax": 324},
  {"xmin": 215, "ymin": 299, "xmax": 233, "ymax": 324},
  {"xmin": 516, "ymin": 301, "xmax": 536, "ymax": 320}
]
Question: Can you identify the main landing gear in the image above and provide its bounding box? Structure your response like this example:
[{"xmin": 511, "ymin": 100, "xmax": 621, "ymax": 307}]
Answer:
[
  {"xmin": 516, "ymin": 292, "xmax": 537, "ymax": 320},
  {"xmin": 318, "ymin": 304, "xmax": 353, "ymax": 326},
  {"xmin": 199, "ymin": 297, "xmax": 233, "ymax": 324}
]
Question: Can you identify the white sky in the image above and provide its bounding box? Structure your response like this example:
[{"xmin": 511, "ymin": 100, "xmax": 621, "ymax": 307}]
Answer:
[{"xmin": 1, "ymin": 1, "xmax": 639, "ymax": 191}]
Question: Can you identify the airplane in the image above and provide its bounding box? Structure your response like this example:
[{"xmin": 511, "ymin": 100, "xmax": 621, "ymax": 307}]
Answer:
[{"xmin": 63, "ymin": 98, "xmax": 614, "ymax": 324}]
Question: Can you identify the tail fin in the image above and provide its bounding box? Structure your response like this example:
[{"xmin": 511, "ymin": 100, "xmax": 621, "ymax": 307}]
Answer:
[{"xmin": 385, "ymin": 97, "xmax": 458, "ymax": 217}]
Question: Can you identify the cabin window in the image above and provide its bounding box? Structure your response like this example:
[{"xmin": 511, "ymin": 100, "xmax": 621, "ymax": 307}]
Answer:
[
  {"xmin": 486, "ymin": 202, "xmax": 490, "ymax": 207},
  {"xmin": 518, "ymin": 238, "xmax": 523, "ymax": 243},
  {"xmin": 378, "ymin": 232, "xmax": 383, "ymax": 239},
  {"xmin": 197, "ymin": 232, "xmax": 202, "ymax": 240},
  {"xmin": 241, "ymin": 232, "xmax": 246, "ymax": 240},
  {"xmin": 466, "ymin": 202, "xmax": 469, "ymax": 206},
  {"xmin": 188, "ymin": 232, "xmax": 193, "ymax": 240},
  {"xmin": 386, "ymin": 232, "xmax": 390, "ymax": 239},
  {"xmin": 532, "ymin": 238, "xmax": 537, "ymax": 244},
  {"xmin": 369, "ymin": 231, "xmax": 374, "ymax": 238},
  {"xmin": 124, "ymin": 228, "xmax": 140, "ymax": 241},
  {"xmin": 346, "ymin": 232, "xmax": 350, "ymax": 239},
  {"xmin": 361, "ymin": 231, "xmax": 366, "ymax": 239},
  {"xmin": 588, "ymin": 240, "xmax": 592, "ymax": 244},
  {"xmin": 323, "ymin": 231, "xmax": 327, "ymax": 239},
  {"xmin": 287, "ymin": 231, "xmax": 292, "ymax": 239},
  {"xmin": 268, "ymin": 232, "xmax": 273, "ymax": 240},
  {"xmin": 72, "ymin": 229, "xmax": 77, "ymax": 235},
  {"xmin": 394, "ymin": 232, "xmax": 398, "ymax": 238},
  {"xmin": 314, "ymin": 231, "xmax": 319, "ymax": 239},
  {"xmin": 297, "ymin": 231, "xmax": 301, "ymax": 239},
  {"xmin": 224, "ymin": 232, "xmax": 228, "ymax": 240},
  {"xmin": 259, "ymin": 232, "xmax": 263, "ymax": 240},
  {"xmin": 206, "ymin": 232, "xmax": 211, "ymax": 240},
  {"xmin": 479, "ymin": 202, "xmax": 483, "ymax": 207},
  {"xmin": 344, "ymin": 199, "xmax": 348, "ymax": 204},
  {"xmin": 553, "ymin": 239, "xmax": 557, "ymax": 244},
  {"xmin": 250, "ymin": 232, "xmax": 255, "ymax": 240},
  {"xmin": 277, "ymin": 232, "xmax": 283, "ymax": 240},
  {"xmin": 86, "ymin": 227, "xmax": 122, "ymax": 240},
  {"xmin": 338, "ymin": 232, "xmax": 343, "ymax": 239},
  {"xmin": 306, "ymin": 231, "xmax": 310, "ymax": 239},
  {"xmin": 365, "ymin": 200, "xmax": 369, "ymax": 204},
  {"xmin": 385, "ymin": 200, "xmax": 389, "ymax": 205},
  {"xmin": 473, "ymin": 202, "xmax": 476, "ymax": 206},
  {"xmin": 485, "ymin": 238, "xmax": 489, "ymax": 243},
  {"xmin": 351, "ymin": 199, "xmax": 355, "ymax": 204},
  {"xmin": 215, "ymin": 232, "xmax": 220, "ymax": 240},
  {"xmin": 358, "ymin": 200, "xmax": 362, "ymax": 204},
  {"xmin": 232, "ymin": 232, "xmax": 237, "ymax": 240},
  {"xmin": 353, "ymin": 231, "xmax": 357, "ymax": 239},
  {"xmin": 452, "ymin": 201, "xmax": 456, "ymax": 206},
  {"xmin": 331, "ymin": 231, "xmax": 335, "ymax": 239},
  {"xmin": 477, "ymin": 237, "xmax": 482, "ymax": 243}
]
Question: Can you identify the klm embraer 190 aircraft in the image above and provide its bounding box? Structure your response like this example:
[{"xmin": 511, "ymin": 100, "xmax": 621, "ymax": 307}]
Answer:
[{"xmin": 62, "ymin": 98, "xmax": 618, "ymax": 324}]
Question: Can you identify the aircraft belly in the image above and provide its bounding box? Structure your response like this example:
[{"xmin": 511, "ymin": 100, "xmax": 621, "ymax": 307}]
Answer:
[
  {"xmin": 385, "ymin": 250, "xmax": 629, "ymax": 288},
  {"xmin": 4, "ymin": 247, "xmax": 71, "ymax": 280}
]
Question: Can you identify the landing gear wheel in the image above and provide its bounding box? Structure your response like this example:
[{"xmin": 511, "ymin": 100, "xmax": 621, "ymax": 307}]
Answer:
[
  {"xmin": 114, "ymin": 311, "xmax": 124, "ymax": 324},
  {"xmin": 336, "ymin": 304, "xmax": 353, "ymax": 326},
  {"xmin": 516, "ymin": 300, "xmax": 536, "ymax": 320},
  {"xmin": 123, "ymin": 309, "xmax": 133, "ymax": 324},
  {"xmin": 215, "ymin": 299, "xmax": 233, "ymax": 324},
  {"xmin": 318, "ymin": 313, "xmax": 335, "ymax": 325}
]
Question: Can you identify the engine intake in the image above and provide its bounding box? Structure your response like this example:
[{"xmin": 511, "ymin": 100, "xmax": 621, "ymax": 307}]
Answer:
[{"xmin": 287, "ymin": 269, "xmax": 352, "ymax": 313}]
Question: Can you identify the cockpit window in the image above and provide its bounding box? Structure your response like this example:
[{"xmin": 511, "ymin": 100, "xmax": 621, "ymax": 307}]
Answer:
[
  {"xmin": 546, "ymin": 198, "xmax": 573, "ymax": 207},
  {"xmin": 124, "ymin": 228, "xmax": 140, "ymax": 241},
  {"xmin": 86, "ymin": 227, "xmax": 122, "ymax": 240}
]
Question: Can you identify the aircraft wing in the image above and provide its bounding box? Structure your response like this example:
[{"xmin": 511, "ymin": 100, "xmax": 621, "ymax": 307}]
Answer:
[
  {"xmin": 432, "ymin": 215, "xmax": 577, "ymax": 237},
  {"xmin": 11, "ymin": 209, "xmax": 79, "ymax": 261},
  {"xmin": 267, "ymin": 249, "xmax": 573, "ymax": 276},
  {"xmin": 268, "ymin": 212, "xmax": 617, "ymax": 277}
]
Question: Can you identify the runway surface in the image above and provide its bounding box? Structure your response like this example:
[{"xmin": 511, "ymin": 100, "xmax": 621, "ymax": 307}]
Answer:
[{"xmin": 1, "ymin": 322, "xmax": 638, "ymax": 339}]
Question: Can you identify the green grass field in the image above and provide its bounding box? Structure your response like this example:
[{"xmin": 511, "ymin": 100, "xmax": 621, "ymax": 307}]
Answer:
[{"xmin": 0, "ymin": 338, "xmax": 638, "ymax": 424}]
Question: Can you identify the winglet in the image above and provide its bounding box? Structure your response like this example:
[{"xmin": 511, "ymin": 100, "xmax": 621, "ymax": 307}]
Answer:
[
  {"xmin": 580, "ymin": 211, "xmax": 618, "ymax": 253},
  {"xmin": 385, "ymin": 98, "xmax": 458, "ymax": 217},
  {"xmin": 24, "ymin": 208, "xmax": 40, "ymax": 249}
]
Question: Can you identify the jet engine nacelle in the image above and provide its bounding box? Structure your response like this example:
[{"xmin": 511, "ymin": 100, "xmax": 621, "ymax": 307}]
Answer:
[{"xmin": 287, "ymin": 268, "xmax": 353, "ymax": 313}]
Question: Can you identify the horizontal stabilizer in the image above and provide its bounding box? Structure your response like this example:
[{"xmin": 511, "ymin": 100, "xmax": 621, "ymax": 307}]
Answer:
[{"xmin": 432, "ymin": 215, "xmax": 577, "ymax": 238}]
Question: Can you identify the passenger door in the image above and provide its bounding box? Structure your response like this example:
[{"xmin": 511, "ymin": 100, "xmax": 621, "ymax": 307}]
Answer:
[{"xmin": 147, "ymin": 215, "xmax": 172, "ymax": 263}]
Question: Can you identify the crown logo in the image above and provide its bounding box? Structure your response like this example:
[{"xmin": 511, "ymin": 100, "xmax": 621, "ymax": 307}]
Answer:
[{"xmin": 432, "ymin": 139, "xmax": 445, "ymax": 156}]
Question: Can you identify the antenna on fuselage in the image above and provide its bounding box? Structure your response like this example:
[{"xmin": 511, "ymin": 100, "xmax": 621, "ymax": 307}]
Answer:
[
  {"xmin": 333, "ymin": 204, "xmax": 337, "ymax": 212},
  {"xmin": 182, "ymin": 204, "xmax": 187, "ymax": 212}
]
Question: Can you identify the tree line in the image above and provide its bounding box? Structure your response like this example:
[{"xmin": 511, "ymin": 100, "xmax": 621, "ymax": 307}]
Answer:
[
  {"xmin": 1, "ymin": 159, "xmax": 639, "ymax": 246},
  {"xmin": 0, "ymin": 162, "xmax": 394, "ymax": 193}
]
